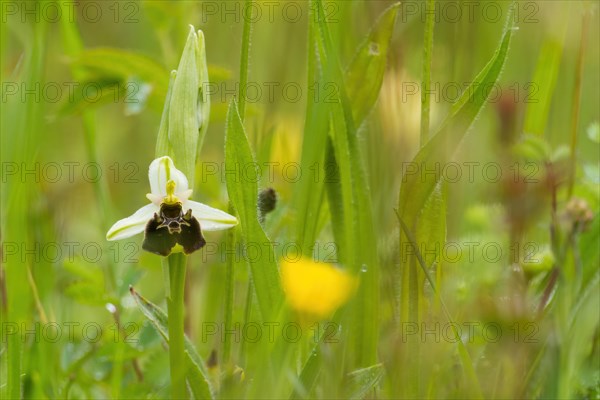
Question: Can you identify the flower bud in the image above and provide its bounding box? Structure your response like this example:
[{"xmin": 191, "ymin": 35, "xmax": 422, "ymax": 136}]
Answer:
[{"xmin": 156, "ymin": 25, "xmax": 210, "ymax": 189}]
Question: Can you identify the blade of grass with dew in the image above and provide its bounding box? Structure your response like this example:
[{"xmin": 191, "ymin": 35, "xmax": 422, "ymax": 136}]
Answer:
[
  {"xmin": 344, "ymin": 363, "xmax": 385, "ymax": 400},
  {"xmin": 523, "ymin": 6, "xmax": 569, "ymax": 136},
  {"xmin": 224, "ymin": 99, "xmax": 283, "ymax": 320},
  {"xmin": 398, "ymin": 5, "xmax": 515, "ymax": 231},
  {"xmin": 289, "ymin": 345, "xmax": 323, "ymax": 400},
  {"xmin": 345, "ymin": 3, "xmax": 400, "ymax": 127},
  {"xmin": 130, "ymin": 286, "xmax": 214, "ymax": 399},
  {"xmin": 311, "ymin": 0, "xmax": 381, "ymax": 368}
]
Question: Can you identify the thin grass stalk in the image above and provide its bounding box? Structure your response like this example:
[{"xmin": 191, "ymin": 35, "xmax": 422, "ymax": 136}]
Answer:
[
  {"xmin": 420, "ymin": 0, "xmax": 435, "ymax": 146},
  {"xmin": 568, "ymin": 11, "xmax": 589, "ymax": 197}
]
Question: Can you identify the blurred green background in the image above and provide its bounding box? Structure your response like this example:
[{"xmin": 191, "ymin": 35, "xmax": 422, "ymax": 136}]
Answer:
[{"xmin": 1, "ymin": 1, "xmax": 599, "ymax": 399}]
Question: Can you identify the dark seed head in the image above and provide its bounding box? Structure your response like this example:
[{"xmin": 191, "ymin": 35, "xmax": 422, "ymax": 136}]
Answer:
[{"xmin": 258, "ymin": 187, "xmax": 277, "ymax": 214}]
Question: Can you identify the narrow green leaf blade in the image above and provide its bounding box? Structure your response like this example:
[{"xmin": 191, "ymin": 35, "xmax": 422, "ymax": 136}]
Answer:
[
  {"xmin": 399, "ymin": 6, "xmax": 515, "ymax": 220},
  {"xmin": 313, "ymin": 0, "xmax": 380, "ymax": 369},
  {"xmin": 345, "ymin": 364, "xmax": 385, "ymax": 400},
  {"xmin": 224, "ymin": 99, "xmax": 283, "ymax": 320},
  {"xmin": 345, "ymin": 3, "xmax": 399, "ymax": 126}
]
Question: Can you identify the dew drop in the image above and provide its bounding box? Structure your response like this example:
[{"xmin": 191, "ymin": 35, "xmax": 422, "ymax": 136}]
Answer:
[
  {"xmin": 360, "ymin": 264, "xmax": 368, "ymax": 273},
  {"xmin": 368, "ymin": 42, "xmax": 380, "ymax": 55},
  {"xmin": 105, "ymin": 303, "xmax": 117, "ymax": 314}
]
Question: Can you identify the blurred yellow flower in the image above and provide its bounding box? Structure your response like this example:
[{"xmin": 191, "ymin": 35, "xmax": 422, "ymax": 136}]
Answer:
[{"xmin": 280, "ymin": 258, "xmax": 358, "ymax": 320}]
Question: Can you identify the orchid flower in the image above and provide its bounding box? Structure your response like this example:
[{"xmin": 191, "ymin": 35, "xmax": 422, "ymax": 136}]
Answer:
[{"xmin": 106, "ymin": 156, "xmax": 237, "ymax": 256}]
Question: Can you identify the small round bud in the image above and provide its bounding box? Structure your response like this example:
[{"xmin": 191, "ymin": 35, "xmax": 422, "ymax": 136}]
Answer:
[{"xmin": 258, "ymin": 188, "xmax": 277, "ymax": 223}]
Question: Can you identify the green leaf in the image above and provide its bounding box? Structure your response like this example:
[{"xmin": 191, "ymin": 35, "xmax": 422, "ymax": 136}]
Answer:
[
  {"xmin": 398, "ymin": 5, "xmax": 515, "ymax": 224},
  {"xmin": 312, "ymin": 0, "xmax": 380, "ymax": 369},
  {"xmin": 129, "ymin": 286, "xmax": 214, "ymax": 399},
  {"xmin": 293, "ymin": 3, "xmax": 330, "ymax": 253},
  {"xmin": 395, "ymin": 4, "xmax": 514, "ymax": 397},
  {"xmin": 345, "ymin": 364, "xmax": 385, "ymax": 400},
  {"xmin": 290, "ymin": 347, "xmax": 322, "ymax": 399},
  {"xmin": 345, "ymin": 3, "xmax": 399, "ymax": 126},
  {"xmin": 395, "ymin": 212, "xmax": 484, "ymax": 399},
  {"xmin": 224, "ymin": 99, "xmax": 283, "ymax": 320},
  {"xmin": 58, "ymin": 78, "xmax": 123, "ymax": 116},
  {"xmin": 73, "ymin": 48, "xmax": 169, "ymax": 83},
  {"xmin": 70, "ymin": 46, "xmax": 226, "ymax": 117},
  {"xmin": 71, "ymin": 47, "xmax": 169, "ymax": 107}
]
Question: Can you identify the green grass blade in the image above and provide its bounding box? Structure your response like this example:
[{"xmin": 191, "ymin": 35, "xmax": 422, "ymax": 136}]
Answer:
[
  {"xmin": 224, "ymin": 99, "xmax": 283, "ymax": 320},
  {"xmin": 398, "ymin": 4, "xmax": 515, "ymax": 220},
  {"xmin": 294, "ymin": 5, "xmax": 329, "ymax": 251},
  {"xmin": 295, "ymin": 2, "xmax": 398, "ymax": 252},
  {"xmin": 289, "ymin": 346, "xmax": 322, "ymax": 399},
  {"xmin": 345, "ymin": 3, "xmax": 399, "ymax": 127},
  {"xmin": 420, "ymin": 0, "xmax": 435, "ymax": 145},
  {"xmin": 396, "ymin": 212, "xmax": 484, "ymax": 399},
  {"xmin": 312, "ymin": 0, "xmax": 381, "ymax": 368},
  {"xmin": 345, "ymin": 363, "xmax": 385, "ymax": 400}
]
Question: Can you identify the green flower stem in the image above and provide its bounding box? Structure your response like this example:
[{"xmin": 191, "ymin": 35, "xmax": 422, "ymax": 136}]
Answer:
[
  {"xmin": 167, "ymin": 252, "xmax": 188, "ymax": 399},
  {"xmin": 222, "ymin": 208, "xmax": 236, "ymax": 365}
]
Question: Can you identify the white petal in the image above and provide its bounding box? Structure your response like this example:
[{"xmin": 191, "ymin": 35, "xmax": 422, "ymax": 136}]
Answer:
[
  {"xmin": 106, "ymin": 203, "xmax": 158, "ymax": 240},
  {"xmin": 148, "ymin": 156, "xmax": 189, "ymax": 197},
  {"xmin": 185, "ymin": 200, "xmax": 238, "ymax": 231}
]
